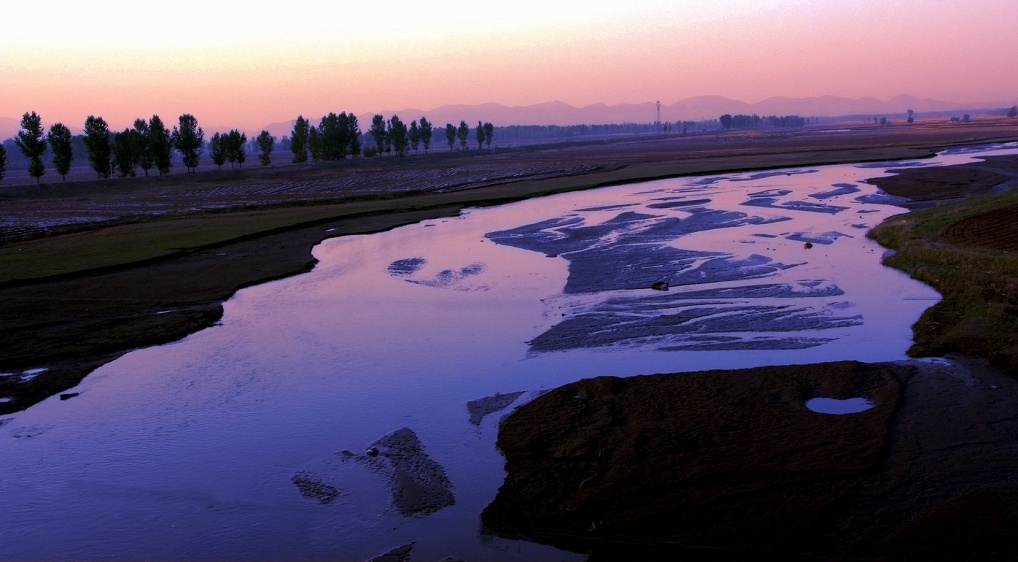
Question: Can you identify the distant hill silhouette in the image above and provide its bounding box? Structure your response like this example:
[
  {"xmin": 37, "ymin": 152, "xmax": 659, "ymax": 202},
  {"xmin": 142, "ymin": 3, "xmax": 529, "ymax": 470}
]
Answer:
[
  {"xmin": 1, "ymin": 96, "xmax": 1007, "ymax": 141},
  {"xmin": 256, "ymin": 95, "xmax": 1001, "ymax": 137}
]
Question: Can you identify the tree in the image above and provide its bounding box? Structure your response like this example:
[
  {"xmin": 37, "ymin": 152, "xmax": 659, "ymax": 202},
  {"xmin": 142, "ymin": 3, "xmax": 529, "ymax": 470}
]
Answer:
[
  {"xmin": 256, "ymin": 130, "xmax": 275, "ymax": 166},
  {"xmin": 0, "ymin": 143, "xmax": 6, "ymax": 183},
  {"xmin": 112, "ymin": 128, "xmax": 142, "ymax": 177},
  {"xmin": 388, "ymin": 115, "xmax": 409, "ymax": 157},
  {"xmin": 83, "ymin": 115, "xmax": 112, "ymax": 178},
  {"xmin": 290, "ymin": 115, "xmax": 310, "ymax": 163},
  {"xmin": 419, "ymin": 117, "xmax": 433, "ymax": 153},
  {"xmin": 308, "ymin": 126, "xmax": 322, "ymax": 164},
  {"xmin": 483, "ymin": 122, "xmax": 494, "ymax": 149},
  {"xmin": 475, "ymin": 121, "xmax": 484, "ymax": 150},
  {"xmin": 225, "ymin": 130, "xmax": 246, "ymax": 168},
  {"xmin": 408, "ymin": 120, "xmax": 420, "ymax": 154},
  {"xmin": 149, "ymin": 115, "xmax": 172, "ymax": 175},
  {"xmin": 1008, "ymin": 105, "xmax": 1018, "ymax": 119},
  {"xmin": 347, "ymin": 113, "xmax": 362, "ymax": 157},
  {"xmin": 457, "ymin": 120, "xmax": 470, "ymax": 150},
  {"xmin": 370, "ymin": 114, "xmax": 388, "ymax": 155},
  {"xmin": 719, "ymin": 114, "xmax": 733, "ymax": 130},
  {"xmin": 15, "ymin": 111, "xmax": 47, "ymax": 182},
  {"xmin": 445, "ymin": 123, "xmax": 456, "ymax": 151},
  {"xmin": 209, "ymin": 132, "xmax": 227, "ymax": 169},
  {"xmin": 133, "ymin": 119, "xmax": 153, "ymax": 175},
  {"xmin": 171, "ymin": 114, "xmax": 204, "ymax": 172},
  {"xmin": 47, "ymin": 122, "xmax": 73, "ymax": 180},
  {"xmin": 907, "ymin": 109, "xmax": 915, "ymax": 124}
]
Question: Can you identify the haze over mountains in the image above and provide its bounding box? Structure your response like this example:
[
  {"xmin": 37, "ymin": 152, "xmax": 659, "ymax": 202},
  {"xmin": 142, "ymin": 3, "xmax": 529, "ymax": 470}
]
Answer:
[{"xmin": 2, "ymin": 95, "xmax": 1009, "ymax": 140}]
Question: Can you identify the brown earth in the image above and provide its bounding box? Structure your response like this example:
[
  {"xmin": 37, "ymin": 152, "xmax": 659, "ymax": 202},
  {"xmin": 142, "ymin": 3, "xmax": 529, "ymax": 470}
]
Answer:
[
  {"xmin": 940, "ymin": 202, "xmax": 1018, "ymax": 252},
  {"xmin": 870, "ymin": 153, "xmax": 1018, "ymax": 206},
  {"xmin": 482, "ymin": 358, "xmax": 1018, "ymax": 560},
  {"xmin": 1, "ymin": 120, "xmax": 1016, "ymax": 415}
]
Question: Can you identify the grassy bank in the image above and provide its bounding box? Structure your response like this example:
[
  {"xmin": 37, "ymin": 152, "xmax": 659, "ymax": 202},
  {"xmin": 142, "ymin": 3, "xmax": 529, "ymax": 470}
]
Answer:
[{"xmin": 869, "ymin": 186, "xmax": 1018, "ymax": 372}]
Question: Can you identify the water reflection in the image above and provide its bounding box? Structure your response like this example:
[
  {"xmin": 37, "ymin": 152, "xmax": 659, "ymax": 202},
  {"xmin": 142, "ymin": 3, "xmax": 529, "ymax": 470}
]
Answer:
[{"xmin": 1, "ymin": 145, "xmax": 1015, "ymax": 560}]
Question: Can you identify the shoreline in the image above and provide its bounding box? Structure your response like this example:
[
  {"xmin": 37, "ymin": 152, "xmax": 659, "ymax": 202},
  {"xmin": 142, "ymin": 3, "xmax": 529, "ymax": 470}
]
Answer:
[{"xmin": 2, "ymin": 125, "xmax": 1016, "ymax": 414}]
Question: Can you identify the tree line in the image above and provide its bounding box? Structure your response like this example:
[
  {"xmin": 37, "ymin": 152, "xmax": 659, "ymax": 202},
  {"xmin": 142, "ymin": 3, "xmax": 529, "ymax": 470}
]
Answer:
[
  {"xmin": 1, "ymin": 110, "xmax": 499, "ymax": 184},
  {"xmin": 288, "ymin": 113, "xmax": 494, "ymax": 162},
  {"xmin": 718, "ymin": 114, "xmax": 806, "ymax": 130}
]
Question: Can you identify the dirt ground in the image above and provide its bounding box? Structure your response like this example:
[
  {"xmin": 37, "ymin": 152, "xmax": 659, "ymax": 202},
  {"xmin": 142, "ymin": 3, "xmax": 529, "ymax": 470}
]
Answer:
[
  {"xmin": 483, "ymin": 358, "xmax": 1018, "ymax": 560},
  {"xmin": 1, "ymin": 119, "xmax": 1016, "ymax": 415}
]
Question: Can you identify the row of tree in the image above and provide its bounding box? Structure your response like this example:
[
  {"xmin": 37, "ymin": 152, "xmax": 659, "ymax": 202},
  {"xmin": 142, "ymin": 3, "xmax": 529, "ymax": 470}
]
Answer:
[
  {"xmin": 0, "ymin": 111, "xmax": 234, "ymax": 182},
  {"xmin": 719, "ymin": 114, "xmax": 806, "ymax": 130},
  {"xmin": 288, "ymin": 113, "xmax": 495, "ymax": 162}
]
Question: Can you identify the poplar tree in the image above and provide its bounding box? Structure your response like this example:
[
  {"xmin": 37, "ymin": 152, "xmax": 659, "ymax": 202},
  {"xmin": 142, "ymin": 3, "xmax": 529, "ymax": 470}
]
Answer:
[
  {"xmin": 256, "ymin": 130, "xmax": 275, "ymax": 166},
  {"xmin": 475, "ymin": 121, "xmax": 484, "ymax": 151},
  {"xmin": 112, "ymin": 128, "xmax": 142, "ymax": 177},
  {"xmin": 388, "ymin": 115, "xmax": 409, "ymax": 157},
  {"xmin": 456, "ymin": 120, "xmax": 469, "ymax": 150},
  {"xmin": 83, "ymin": 115, "xmax": 112, "ymax": 179},
  {"xmin": 483, "ymin": 122, "xmax": 494, "ymax": 149},
  {"xmin": 133, "ymin": 119, "xmax": 153, "ymax": 175},
  {"xmin": 290, "ymin": 115, "xmax": 310, "ymax": 163},
  {"xmin": 47, "ymin": 122, "xmax": 74, "ymax": 180},
  {"xmin": 225, "ymin": 130, "xmax": 246, "ymax": 167},
  {"xmin": 209, "ymin": 132, "xmax": 226, "ymax": 169},
  {"xmin": 419, "ymin": 117, "xmax": 433, "ymax": 153},
  {"xmin": 0, "ymin": 143, "xmax": 7, "ymax": 183},
  {"xmin": 171, "ymin": 114, "xmax": 204, "ymax": 173},
  {"xmin": 445, "ymin": 123, "xmax": 456, "ymax": 151},
  {"xmin": 15, "ymin": 111, "xmax": 47, "ymax": 182},
  {"xmin": 149, "ymin": 115, "xmax": 172, "ymax": 175},
  {"xmin": 370, "ymin": 114, "xmax": 387, "ymax": 155},
  {"xmin": 408, "ymin": 120, "xmax": 420, "ymax": 154}
]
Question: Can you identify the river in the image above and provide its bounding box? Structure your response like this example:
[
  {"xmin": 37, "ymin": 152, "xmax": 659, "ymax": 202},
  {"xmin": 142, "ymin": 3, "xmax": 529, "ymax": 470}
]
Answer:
[{"xmin": 1, "ymin": 144, "xmax": 1015, "ymax": 560}]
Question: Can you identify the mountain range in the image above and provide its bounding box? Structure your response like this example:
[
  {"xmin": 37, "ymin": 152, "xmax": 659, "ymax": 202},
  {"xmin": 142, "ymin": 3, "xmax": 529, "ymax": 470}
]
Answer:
[
  {"xmin": 198, "ymin": 95, "xmax": 1017, "ymax": 138},
  {"xmin": 2, "ymin": 95, "xmax": 1008, "ymax": 141}
]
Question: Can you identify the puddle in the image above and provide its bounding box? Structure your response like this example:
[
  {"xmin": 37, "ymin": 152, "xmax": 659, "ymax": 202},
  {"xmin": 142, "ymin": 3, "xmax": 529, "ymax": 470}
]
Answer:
[{"xmin": 806, "ymin": 397, "xmax": 875, "ymax": 415}]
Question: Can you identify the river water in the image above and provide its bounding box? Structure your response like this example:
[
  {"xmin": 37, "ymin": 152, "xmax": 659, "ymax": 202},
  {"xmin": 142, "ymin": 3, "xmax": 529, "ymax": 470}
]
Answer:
[{"xmin": 1, "ymin": 144, "xmax": 1015, "ymax": 560}]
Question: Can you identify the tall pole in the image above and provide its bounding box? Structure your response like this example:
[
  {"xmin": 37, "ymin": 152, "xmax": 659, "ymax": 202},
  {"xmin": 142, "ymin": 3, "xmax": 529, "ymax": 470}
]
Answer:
[{"xmin": 656, "ymin": 101, "xmax": 661, "ymax": 133}]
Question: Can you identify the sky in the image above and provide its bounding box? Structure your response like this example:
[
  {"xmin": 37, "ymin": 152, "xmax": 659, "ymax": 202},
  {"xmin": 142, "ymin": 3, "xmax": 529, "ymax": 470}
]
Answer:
[{"xmin": 2, "ymin": 0, "xmax": 1016, "ymax": 132}]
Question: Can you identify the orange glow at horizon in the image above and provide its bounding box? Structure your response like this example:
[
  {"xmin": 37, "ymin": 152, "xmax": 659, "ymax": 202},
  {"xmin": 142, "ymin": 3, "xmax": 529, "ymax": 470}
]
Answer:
[{"xmin": 2, "ymin": 1, "xmax": 1015, "ymax": 133}]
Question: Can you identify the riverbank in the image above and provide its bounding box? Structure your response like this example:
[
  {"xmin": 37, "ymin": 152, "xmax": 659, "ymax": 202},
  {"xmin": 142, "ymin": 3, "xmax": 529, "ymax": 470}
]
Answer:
[
  {"xmin": 481, "ymin": 149, "xmax": 1018, "ymax": 559},
  {"xmin": 2, "ymin": 120, "xmax": 1016, "ymax": 414},
  {"xmin": 482, "ymin": 357, "xmax": 1018, "ymax": 560}
]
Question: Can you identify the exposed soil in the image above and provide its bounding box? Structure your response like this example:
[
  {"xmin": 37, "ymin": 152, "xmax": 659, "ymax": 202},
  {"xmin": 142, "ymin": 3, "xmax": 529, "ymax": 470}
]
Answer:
[
  {"xmin": 941, "ymin": 202, "xmax": 1018, "ymax": 252},
  {"xmin": 482, "ymin": 358, "xmax": 1018, "ymax": 560},
  {"xmin": 869, "ymin": 153, "xmax": 1018, "ymax": 205}
]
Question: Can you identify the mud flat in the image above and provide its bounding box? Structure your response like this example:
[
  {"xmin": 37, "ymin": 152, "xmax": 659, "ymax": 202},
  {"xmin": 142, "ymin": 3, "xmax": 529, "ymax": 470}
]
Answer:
[
  {"xmin": 482, "ymin": 358, "xmax": 1018, "ymax": 560},
  {"xmin": 482, "ymin": 151, "xmax": 1018, "ymax": 560}
]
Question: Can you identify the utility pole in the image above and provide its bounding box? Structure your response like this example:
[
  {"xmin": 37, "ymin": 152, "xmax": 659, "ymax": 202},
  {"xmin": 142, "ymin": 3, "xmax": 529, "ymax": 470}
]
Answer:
[{"xmin": 656, "ymin": 101, "xmax": 662, "ymax": 133}]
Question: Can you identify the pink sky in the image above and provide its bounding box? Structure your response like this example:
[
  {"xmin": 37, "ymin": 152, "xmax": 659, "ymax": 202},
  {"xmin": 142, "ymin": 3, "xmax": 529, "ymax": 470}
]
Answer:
[{"xmin": 2, "ymin": 0, "xmax": 1015, "ymax": 133}]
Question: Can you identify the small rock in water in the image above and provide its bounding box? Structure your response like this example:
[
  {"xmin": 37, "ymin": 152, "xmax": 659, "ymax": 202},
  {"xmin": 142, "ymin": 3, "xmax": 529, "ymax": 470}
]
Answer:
[
  {"xmin": 366, "ymin": 542, "xmax": 414, "ymax": 562},
  {"xmin": 291, "ymin": 471, "xmax": 341, "ymax": 504}
]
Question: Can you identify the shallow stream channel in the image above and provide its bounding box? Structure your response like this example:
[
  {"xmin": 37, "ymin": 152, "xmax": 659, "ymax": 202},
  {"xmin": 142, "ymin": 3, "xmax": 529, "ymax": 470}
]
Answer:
[{"xmin": 2, "ymin": 144, "xmax": 1016, "ymax": 560}]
